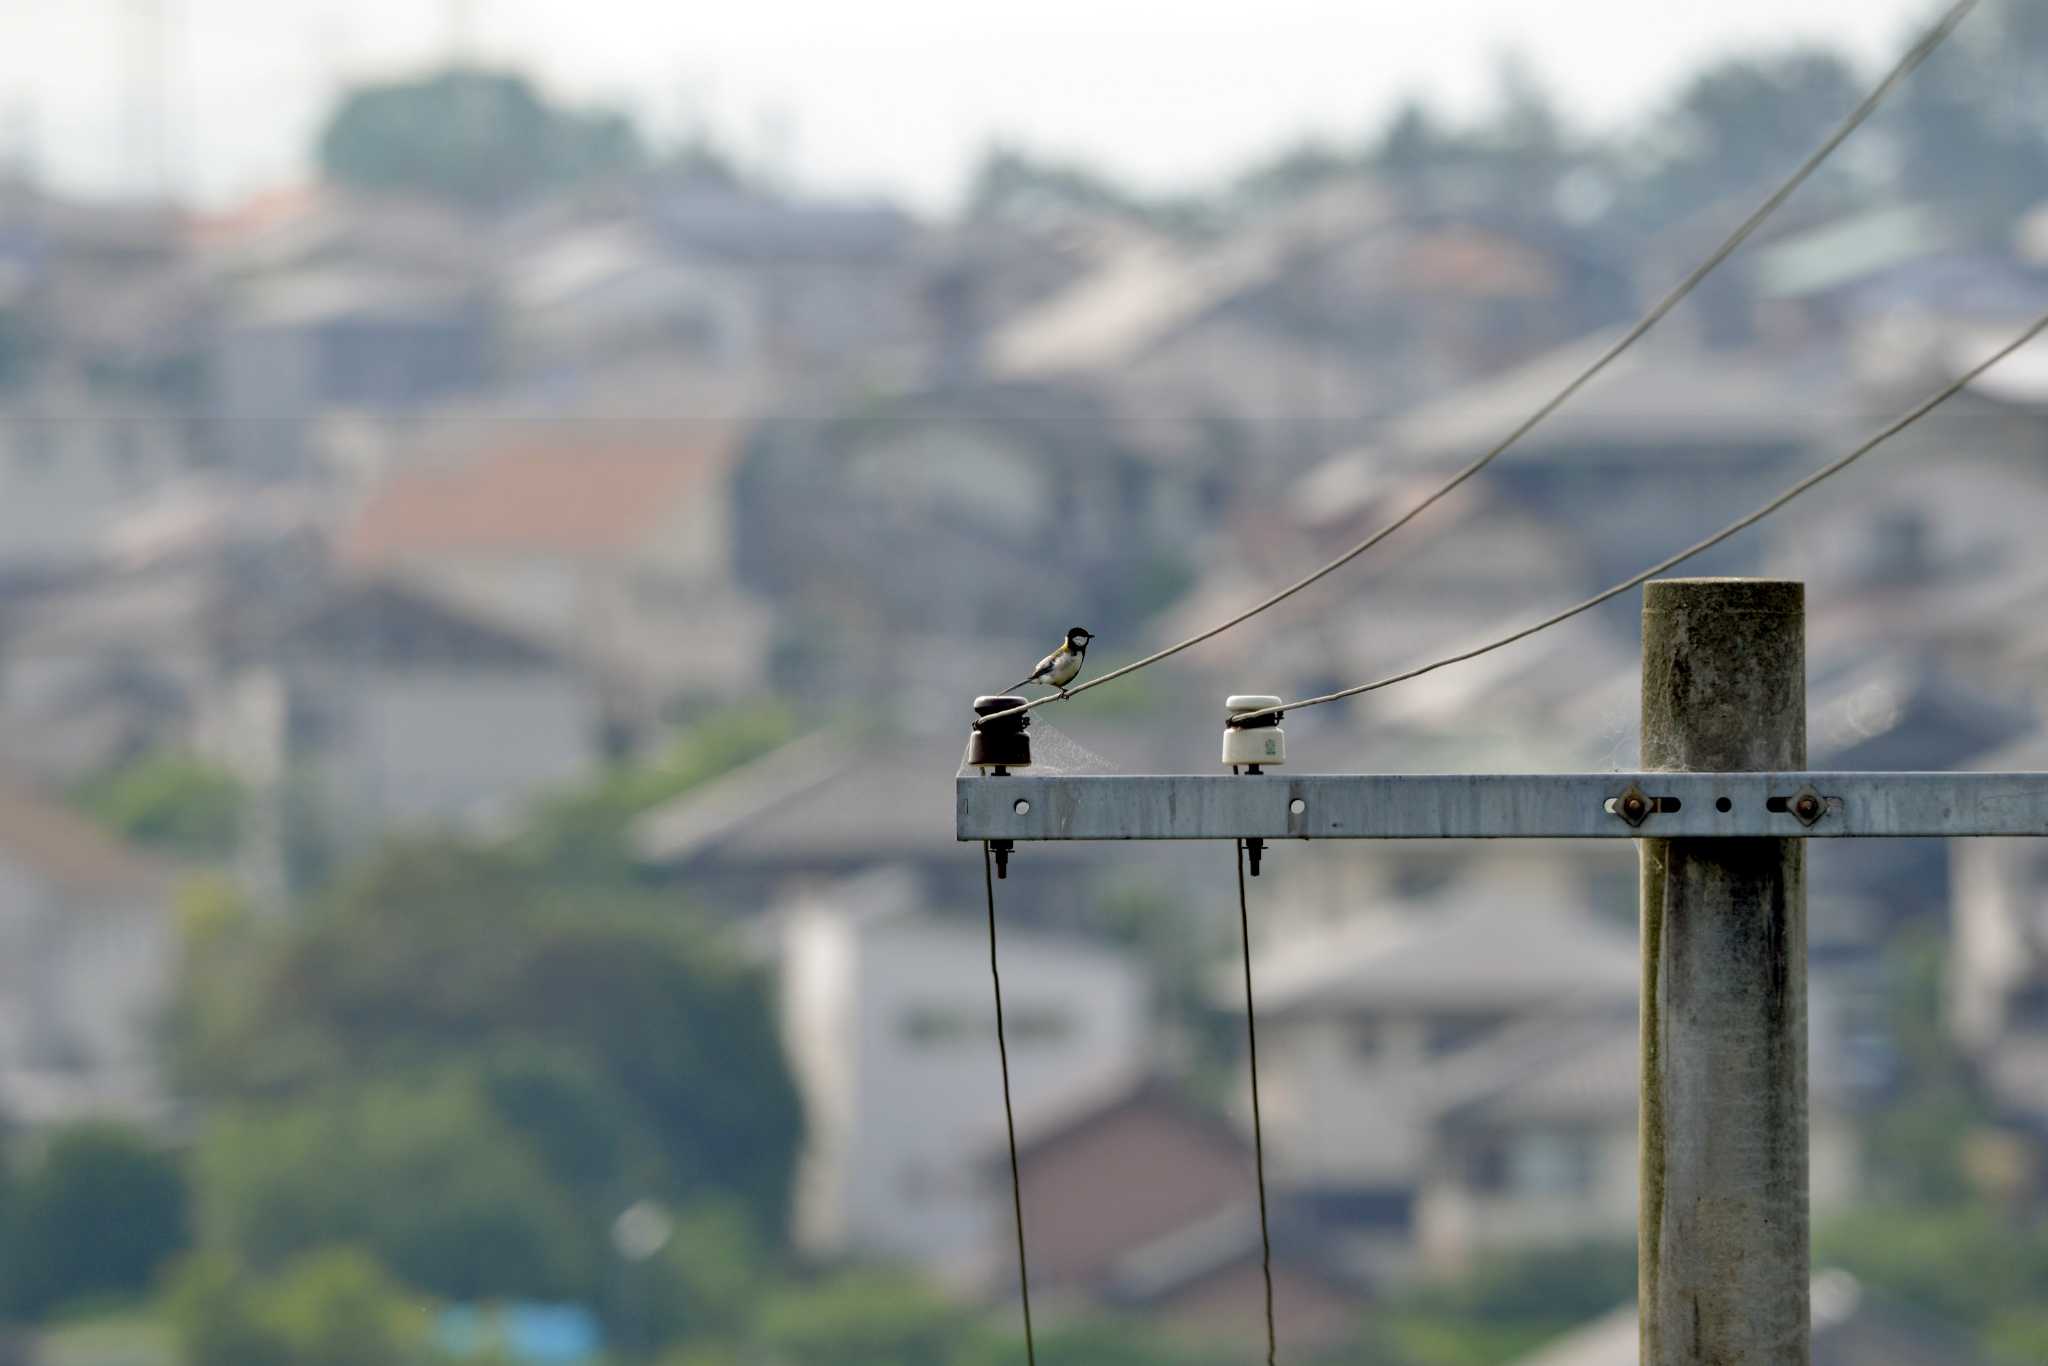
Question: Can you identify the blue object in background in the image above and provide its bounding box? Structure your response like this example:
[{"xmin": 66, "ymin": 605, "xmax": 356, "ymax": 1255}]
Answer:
[{"xmin": 437, "ymin": 1303, "xmax": 604, "ymax": 1364}]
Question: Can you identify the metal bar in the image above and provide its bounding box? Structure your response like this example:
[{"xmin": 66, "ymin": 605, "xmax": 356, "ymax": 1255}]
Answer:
[{"xmin": 955, "ymin": 772, "xmax": 2048, "ymax": 841}]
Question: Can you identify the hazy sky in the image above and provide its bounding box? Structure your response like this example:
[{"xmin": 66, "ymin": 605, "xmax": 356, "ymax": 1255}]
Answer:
[{"xmin": 1, "ymin": 0, "xmax": 1943, "ymax": 210}]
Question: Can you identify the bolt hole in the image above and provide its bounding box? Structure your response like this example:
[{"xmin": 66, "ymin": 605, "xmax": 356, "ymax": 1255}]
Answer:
[
  {"xmin": 1715, "ymin": 796, "xmax": 1732, "ymax": 813},
  {"xmin": 1289, "ymin": 798, "xmax": 1306, "ymax": 815},
  {"xmin": 1013, "ymin": 799, "xmax": 1030, "ymax": 815}
]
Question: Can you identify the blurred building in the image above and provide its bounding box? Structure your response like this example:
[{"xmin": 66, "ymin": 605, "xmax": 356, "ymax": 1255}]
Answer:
[
  {"xmin": 0, "ymin": 775, "xmax": 177, "ymax": 1128},
  {"xmin": 343, "ymin": 427, "xmax": 770, "ymax": 727},
  {"xmin": 778, "ymin": 867, "xmax": 1148, "ymax": 1273}
]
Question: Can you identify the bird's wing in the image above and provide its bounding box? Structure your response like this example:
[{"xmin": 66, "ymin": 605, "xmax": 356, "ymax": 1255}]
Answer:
[{"xmin": 1008, "ymin": 646, "xmax": 1063, "ymax": 691}]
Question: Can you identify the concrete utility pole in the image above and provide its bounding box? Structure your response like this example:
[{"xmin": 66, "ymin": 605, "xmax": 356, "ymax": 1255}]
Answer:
[
  {"xmin": 1639, "ymin": 579, "xmax": 1808, "ymax": 1364},
  {"xmin": 962, "ymin": 574, "xmax": 2048, "ymax": 1364}
]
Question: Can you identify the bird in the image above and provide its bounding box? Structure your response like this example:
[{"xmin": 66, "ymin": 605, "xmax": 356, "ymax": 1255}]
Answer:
[{"xmin": 1009, "ymin": 627, "xmax": 1095, "ymax": 699}]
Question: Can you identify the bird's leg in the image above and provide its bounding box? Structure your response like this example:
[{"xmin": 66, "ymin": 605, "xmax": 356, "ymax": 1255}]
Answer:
[{"xmin": 1057, "ymin": 688, "xmax": 1072, "ymax": 700}]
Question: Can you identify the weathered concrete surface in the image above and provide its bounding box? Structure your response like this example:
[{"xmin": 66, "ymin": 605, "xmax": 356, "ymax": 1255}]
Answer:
[{"xmin": 1640, "ymin": 579, "xmax": 1809, "ymax": 1365}]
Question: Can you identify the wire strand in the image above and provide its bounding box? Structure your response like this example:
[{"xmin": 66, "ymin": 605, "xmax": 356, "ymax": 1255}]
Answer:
[
  {"xmin": 1236, "ymin": 308, "xmax": 2048, "ymax": 721},
  {"xmin": 984, "ymin": 842, "xmax": 1037, "ymax": 1365},
  {"xmin": 976, "ymin": 0, "xmax": 1978, "ymax": 730},
  {"xmin": 1237, "ymin": 840, "xmax": 1278, "ymax": 1366}
]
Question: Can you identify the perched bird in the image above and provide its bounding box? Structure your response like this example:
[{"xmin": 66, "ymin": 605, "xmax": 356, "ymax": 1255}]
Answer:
[{"xmin": 1009, "ymin": 626, "xmax": 1095, "ymax": 698}]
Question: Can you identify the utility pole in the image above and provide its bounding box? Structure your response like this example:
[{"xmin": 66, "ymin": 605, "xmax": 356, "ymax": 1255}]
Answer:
[
  {"xmin": 960, "ymin": 574, "xmax": 2048, "ymax": 1366},
  {"xmin": 1639, "ymin": 579, "xmax": 1808, "ymax": 1364}
]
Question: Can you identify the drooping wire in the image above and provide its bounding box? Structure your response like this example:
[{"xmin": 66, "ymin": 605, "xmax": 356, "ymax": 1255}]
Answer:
[
  {"xmin": 974, "ymin": 0, "xmax": 1978, "ymax": 732},
  {"xmin": 1237, "ymin": 840, "xmax": 1277, "ymax": 1365},
  {"xmin": 1234, "ymin": 307, "xmax": 2048, "ymax": 722},
  {"xmin": 983, "ymin": 841, "xmax": 1037, "ymax": 1365}
]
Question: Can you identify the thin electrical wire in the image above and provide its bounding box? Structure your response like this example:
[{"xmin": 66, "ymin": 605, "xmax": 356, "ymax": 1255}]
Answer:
[
  {"xmin": 1237, "ymin": 840, "xmax": 1278, "ymax": 1366},
  {"xmin": 1236, "ymin": 308, "xmax": 2048, "ymax": 722},
  {"xmin": 976, "ymin": 0, "xmax": 1978, "ymax": 731},
  {"xmin": 983, "ymin": 841, "xmax": 1037, "ymax": 1366}
]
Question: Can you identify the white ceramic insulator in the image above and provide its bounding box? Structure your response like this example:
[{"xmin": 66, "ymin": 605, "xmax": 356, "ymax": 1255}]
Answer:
[{"xmin": 1222, "ymin": 695, "xmax": 1285, "ymax": 767}]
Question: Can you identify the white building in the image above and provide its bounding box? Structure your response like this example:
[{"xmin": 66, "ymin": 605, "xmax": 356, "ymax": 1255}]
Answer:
[
  {"xmin": 780, "ymin": 868, "xmax": 1148, "ymax": 1273},
  {"xmin": 0, "ymin": 776, "xmax": 177, "ymax": 1127}
]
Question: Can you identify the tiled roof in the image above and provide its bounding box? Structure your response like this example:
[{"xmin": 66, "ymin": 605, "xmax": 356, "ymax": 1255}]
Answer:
[{"xmin": 345, "ymin": 435, "xmax": 730, "ymax": 562}]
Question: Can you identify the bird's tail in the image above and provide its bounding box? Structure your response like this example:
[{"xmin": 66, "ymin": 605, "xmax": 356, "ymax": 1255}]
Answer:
[{"xmin": 1006, "ymin": 678, "xmax": 1037, "ymax": 694}]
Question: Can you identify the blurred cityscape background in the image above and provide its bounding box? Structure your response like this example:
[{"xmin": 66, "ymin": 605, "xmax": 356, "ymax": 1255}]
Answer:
[{"xmin": 0, "ymin": 0, "xmax": 2047, "ymax": 1362}]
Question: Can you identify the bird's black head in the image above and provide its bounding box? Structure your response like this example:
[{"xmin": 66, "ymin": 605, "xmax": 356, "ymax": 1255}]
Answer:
[{"xmin": 1067, "ymin": 626, "xmax": 1094, "ymax": 650}]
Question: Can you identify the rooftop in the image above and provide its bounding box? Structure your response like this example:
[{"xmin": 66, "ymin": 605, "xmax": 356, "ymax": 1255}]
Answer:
[{"xmin": 345, "ymin": 435, "xmax": 731, "ymax": 563}]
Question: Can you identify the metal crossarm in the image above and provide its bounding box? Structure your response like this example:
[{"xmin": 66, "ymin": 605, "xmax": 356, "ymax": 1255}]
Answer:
[{"xmin": 957, "ymin": 772, "xmax": 2048, "ymax": 842}]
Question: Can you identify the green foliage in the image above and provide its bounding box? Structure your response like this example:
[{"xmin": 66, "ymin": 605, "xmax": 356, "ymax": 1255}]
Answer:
[
  {"xmin": 195, "ymin": 1077, "xmax": 595, "ymax": 1301},
  {"xmin": 1360, "ymin": 1241, "xmax": 1636, "ymax": 1366},
  {"xmin": 750, "ymin": 1270, "xmax": 971, "ymax": 1366},
  {"xmin": 1817, "ymin": 1203, "xmax": 2048, "ymax": 1329},
  {"xmin": 515, "ymin": 701, "xmax": 797, "ymax": 879},
  {"xmin": 317, "ymin": 67, "xmax": 643, "ymax": 208},
  {"xmin": 5, "ymin": 1123, "xmax": 190, "ymax": 1318},
  {"xmin": 171, "ymin": 834, "xmax": 803, "ymax": 1273},
  {"xmin": 1860, "ymin": 928, "xmax": 1996, "ymax": 1204},
  {"xmin": 163, "ymin": 1248, "xmax": 435, "ymax": 1366},
  {"xmin": 73, "ymin": 752, "xmax": 243, "ymax": 860}
]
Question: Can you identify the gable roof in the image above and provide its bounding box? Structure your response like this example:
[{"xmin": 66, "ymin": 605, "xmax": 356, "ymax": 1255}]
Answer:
[
  {"xmin": 345, "ymin": 435, "xmax": 731, "ymax": 564},
  {"xmin": 280, "ymin": 578, "xmax": 564, "ymax": 669}
]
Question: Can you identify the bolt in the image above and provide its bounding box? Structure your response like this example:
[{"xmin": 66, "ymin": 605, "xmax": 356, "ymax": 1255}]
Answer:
[
  {"xmin": 1621, "ymin": 793, "xmax": 1648, "ymax": 821},
  {"xmin": 1792, "ymin": 792, "xmax": 1824, "ymax": 825}
]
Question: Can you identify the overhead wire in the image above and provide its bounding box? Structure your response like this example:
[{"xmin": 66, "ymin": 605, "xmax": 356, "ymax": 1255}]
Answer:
[
  {"xmin": 977, "ymin": 0, "xmax": 1979, "ymax": 730},
  {"xmin": 983, "ymin": 841, "xmax": 1037, "ymax": 1365},
  {"xmin": 1236, "ymin": 840, "xmax": 1278, "ymax": 1366},
  {"xmin": 1235, "ymin": 307, "xmax": 2048, "ymax": 721}
]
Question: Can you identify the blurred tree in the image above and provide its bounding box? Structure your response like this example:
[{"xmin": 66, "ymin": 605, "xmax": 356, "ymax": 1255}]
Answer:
[
  {"xmin": 164, "ymin": 1247, "xmax": 435, "ymax": 1366},
  {"xmin": 1621, "ymin": 49, "xmax": 1866, "ymax": 232},
  {"xmin": 1361, "ymin": 1240, "xmax": 1637, "ymax": 1366},
  {"xmin": 1885, "ymin": 0, "xmax": 2048, "ymax": 235},
  {"xmin": 4, "ymin": 1122, "xmax": 190, "ymax": 1317},
  {"xmin": 173, "ymin": 837, "xmax": 801, "ymax": 1244},
  {"xmin": 316, "ymin": 67, "xmax": 643, "ymax": 209},
  {"xmin": 964, "ymin": 146, "xmax": 1212, "ymax": 235},
  {"xmin": 1817, "ymin": 1203, "xmax": 2048, "ymax": 1330},
  {"xmin": 749, "ymin": 1270, "xmax": 970, "ymax": 1366},
  {"xmin": 73, "ymin": 751, "xmax": 242, "ymax": 860},
  {"xmin": 195, "ymin": 1076, "xmax": 595, "ymax": 1302},
  {"xmin": 514, "ymin": 700, "xmax": 796, "ymax": 881}
]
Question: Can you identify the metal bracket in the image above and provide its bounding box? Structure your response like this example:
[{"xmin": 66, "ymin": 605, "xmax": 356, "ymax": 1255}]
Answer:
[{"xmin": 957, "ymin": 772, "xmax": 2048, "ymax": 842}]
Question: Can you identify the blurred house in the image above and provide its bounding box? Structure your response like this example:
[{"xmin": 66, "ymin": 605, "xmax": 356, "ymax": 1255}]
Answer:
[
  {"xmin": 0, "ymin": 775, "xmax": 177, "ymax": 1128},
  {"xmin": 208, "ymin": 576, "xmax": 605, "ymax": 849},
  {"xmin": 1373, "ymin": 326, "xmax": 1850, "ymax": 590},
  {"xmin": 632, "ymin": 731, "xmax": 1133, "ymax": 917},
  {"xmin": 198, "ymin": 190, "xmax": 490, "ymax": 475},
  {"xmin": 778, "ymin": 867, "xmax": 1148, "ymax": 1271},
  {"xmin": 1509, "ymin": 1269, "xmax": 1984, "ymax": 1366},
  {"xmin": 343, "ymin": 429, "xmax": 770, "ymax": 724},
  {"xmin": 0, "ymin": 395, "xmax": 196, "ymax": 581},
  {"xmin": 732, "ymin": 380, "xmax": 1219, "ymax": 697},
  {"xmin": 1414, "ymin": 1004, "xmax": 1861, "ymax": 1274},
  {"xmin": 500, "ymin": 218, "xmax": 760, "ymax": 382},
  {"xmin": 977, "ymin": 1076, "xmax": 1364, "ymax": 1355},
  {"xmin": 1239, "ymin": 862, "xmax": 1637, "ymax": 1201},
  {"xmin": 1235, "ymin": 858, "xmax": 1862, "ymax": 1274},
  {"xmin": 649, "ymin": 182, "xmax": 924, "ymax": 373},
  {"xmin": 0, "ymin": 516, "xmax": 326, "ymax": 781},
  {"xmin": 988, "ymin": 180, "xmax": 1632, "ymax": 471}
]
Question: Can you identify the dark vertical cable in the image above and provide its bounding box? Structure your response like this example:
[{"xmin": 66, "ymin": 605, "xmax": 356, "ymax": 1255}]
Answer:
[
  {"xmin": 1237, "ymin": 840, "xmax": 1277, "ymax": 1365},
  {"xmin": 984, "ymin": 841, "xmax": 1037, "ymax": 1364}
]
